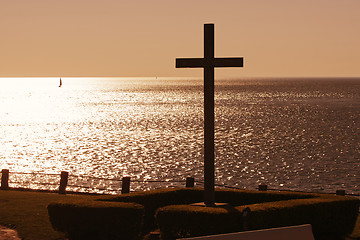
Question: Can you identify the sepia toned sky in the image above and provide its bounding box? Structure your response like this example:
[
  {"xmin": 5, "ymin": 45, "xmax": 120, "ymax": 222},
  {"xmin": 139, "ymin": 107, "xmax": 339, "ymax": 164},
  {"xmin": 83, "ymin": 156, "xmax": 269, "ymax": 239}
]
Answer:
[{"xmin": 1, "ymin": 0, "xmax": 360, "ymax": 78}]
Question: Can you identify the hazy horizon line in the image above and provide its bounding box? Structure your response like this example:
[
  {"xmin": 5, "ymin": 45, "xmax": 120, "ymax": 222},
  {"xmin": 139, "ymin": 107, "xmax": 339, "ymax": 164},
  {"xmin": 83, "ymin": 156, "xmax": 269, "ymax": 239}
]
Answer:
[{"xmin": 1, "ymin": 76, "xmax": 360, "ymax": 80}]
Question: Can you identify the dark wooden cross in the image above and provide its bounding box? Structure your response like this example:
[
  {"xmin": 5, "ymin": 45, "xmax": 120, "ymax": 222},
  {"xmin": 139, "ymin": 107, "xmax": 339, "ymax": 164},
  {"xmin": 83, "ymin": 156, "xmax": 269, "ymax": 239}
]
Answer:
[{"xmin": 176, "ymin": 23, "xmax": 243, "ymax": 206}]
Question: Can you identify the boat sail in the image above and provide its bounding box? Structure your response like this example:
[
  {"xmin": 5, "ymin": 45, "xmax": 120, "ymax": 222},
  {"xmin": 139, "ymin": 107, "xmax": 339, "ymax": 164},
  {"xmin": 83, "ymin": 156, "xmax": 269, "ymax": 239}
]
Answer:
[{"xmin": 59, "ymin": 77, "xmax": 62, "ymax": 87}]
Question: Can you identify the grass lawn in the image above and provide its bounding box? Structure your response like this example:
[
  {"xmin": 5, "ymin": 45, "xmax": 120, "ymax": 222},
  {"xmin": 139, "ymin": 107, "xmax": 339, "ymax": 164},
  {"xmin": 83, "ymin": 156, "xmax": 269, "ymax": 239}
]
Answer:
[
  {"xmin": 0, "ymin": 190, "xmax": 99, "ymax": 240},
  {"xmin": 0, "ymin": 189, "xmax": 359, "ymax": 240}
]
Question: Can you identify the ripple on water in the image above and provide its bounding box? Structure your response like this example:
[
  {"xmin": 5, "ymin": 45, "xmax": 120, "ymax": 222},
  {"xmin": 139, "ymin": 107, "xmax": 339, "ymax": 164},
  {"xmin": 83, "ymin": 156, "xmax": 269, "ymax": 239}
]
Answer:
[{"xmin": 0, "ymin": 78, "xmax": 359, "ymax": 194}]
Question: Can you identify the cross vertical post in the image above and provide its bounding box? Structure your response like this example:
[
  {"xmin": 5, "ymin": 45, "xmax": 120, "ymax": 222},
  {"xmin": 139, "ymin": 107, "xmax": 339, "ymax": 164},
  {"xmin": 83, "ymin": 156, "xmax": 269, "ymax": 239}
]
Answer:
[
  {"xmin": 176, "ymin": 23, "xmax": 243, "ymax": 206},
  {"xmin": 203, "ymin": 24, "xmax": 215, "ymax": 206}
]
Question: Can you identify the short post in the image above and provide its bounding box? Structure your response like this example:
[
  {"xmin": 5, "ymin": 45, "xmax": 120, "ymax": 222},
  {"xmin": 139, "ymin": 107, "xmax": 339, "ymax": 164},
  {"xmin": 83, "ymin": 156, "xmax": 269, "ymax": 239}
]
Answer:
[
  {"xmin": 258, "ymin": 184, "xmax": 268, "ymax": 191},
  {"xmin": 1, "ymin": 169, "xmax": 9, "ymax": 190},
  {"xmin": 122, "ymin": 177, "xmax": 131, "ymax": 194},
  {"xmin": 186, "ymin": 177, "xmax": 195, "ymax": 187},
  {"xmin": 242, "ymin": 207, "xmax": 251, "ymax": 231},
  {"xmin": 59, "ymin": 171, "xmax": 69, "ymax": 194},
  {"xmin": 336, "ymin": 190, "xmax": 346, "ymax": 196}
]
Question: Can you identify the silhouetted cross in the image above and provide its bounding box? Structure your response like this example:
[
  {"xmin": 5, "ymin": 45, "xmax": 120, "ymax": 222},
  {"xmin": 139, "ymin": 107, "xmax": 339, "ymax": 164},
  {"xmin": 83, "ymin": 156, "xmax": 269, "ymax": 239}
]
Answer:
[{"xmin": 176, "ymin": 23, "xmax": 243, "ymax": 206}]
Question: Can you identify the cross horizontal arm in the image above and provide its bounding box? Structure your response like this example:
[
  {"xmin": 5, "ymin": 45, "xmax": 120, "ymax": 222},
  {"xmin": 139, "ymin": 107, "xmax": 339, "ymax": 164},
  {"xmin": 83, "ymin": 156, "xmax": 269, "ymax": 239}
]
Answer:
[
  {"xmin": 176, "ymin": 57, "xmax": 243, "ymax": 68},
  {"xmin": 213, "ymin": 58, "xmax": 243, "ymax": 67},
  {"xmin": 176, "ymin": 58, "xmax": 204, "ymax": 68}
]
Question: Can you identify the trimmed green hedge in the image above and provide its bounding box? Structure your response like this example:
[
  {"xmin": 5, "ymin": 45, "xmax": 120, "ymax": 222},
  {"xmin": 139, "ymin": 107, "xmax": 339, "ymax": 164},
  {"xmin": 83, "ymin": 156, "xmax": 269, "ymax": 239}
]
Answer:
[
  {"xmin": 156, "ymin": 204, "xmax": 243, "ymax": 239},
  {"xmin": 155, "ymin": 192, "xmax": 359, "ymax": 240},
  {"xmin": 99, "ymin": 188, "xmax": 203, "ymax": 233},
  {"xmin": 99, "ymin": 187, "xmax": 313, "ymax": 234},
  {"xmin": 245, "ymin": 196, "xmax": 359, "ymax": 239},
  {"xmin": 47, "ymin": 188, "xmax": 359, "ymax": 240},
  {"xmin": 48, "ymin": 200, "xmax": 144, "ymax": 240}
]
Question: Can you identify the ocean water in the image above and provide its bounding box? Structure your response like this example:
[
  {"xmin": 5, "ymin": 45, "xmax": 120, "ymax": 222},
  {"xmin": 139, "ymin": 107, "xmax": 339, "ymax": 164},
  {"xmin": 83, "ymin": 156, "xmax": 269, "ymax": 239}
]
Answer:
[{"xmin": 0, "ymin": 77, "xmax": 359, "ymax": 194}]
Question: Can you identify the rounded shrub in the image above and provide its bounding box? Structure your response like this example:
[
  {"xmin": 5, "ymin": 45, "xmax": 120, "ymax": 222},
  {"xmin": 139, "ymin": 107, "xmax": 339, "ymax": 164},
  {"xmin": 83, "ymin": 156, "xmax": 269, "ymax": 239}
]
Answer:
[
  {"xmin": 48, "ymin": 200, "xmax": 144, "ymax": 240},
  {"xmin": 156, "ymin": 204, "xmax": 243, "ymax": 239}
]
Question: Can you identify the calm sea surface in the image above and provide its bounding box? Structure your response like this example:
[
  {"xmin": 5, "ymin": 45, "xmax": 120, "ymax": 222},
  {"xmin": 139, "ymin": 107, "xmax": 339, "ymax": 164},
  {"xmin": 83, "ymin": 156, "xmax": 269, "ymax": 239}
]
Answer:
[{"xmin": 0, "ymin": 78, "xmax": 359, "ymax": 194}]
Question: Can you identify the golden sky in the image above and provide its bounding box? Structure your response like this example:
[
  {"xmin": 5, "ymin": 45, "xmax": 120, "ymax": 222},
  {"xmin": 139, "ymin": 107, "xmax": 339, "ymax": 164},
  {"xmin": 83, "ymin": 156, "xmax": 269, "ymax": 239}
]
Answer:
[{"xmin": 1, "ymin": 0, "xmax": 359, "ymax": 78}]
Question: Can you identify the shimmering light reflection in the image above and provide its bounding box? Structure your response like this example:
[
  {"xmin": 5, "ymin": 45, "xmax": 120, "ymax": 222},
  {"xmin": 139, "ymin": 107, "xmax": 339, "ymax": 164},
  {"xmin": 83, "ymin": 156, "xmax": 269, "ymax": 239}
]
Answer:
[{"xmin": 0, "ymin": 78, "xmax": 359, "ymax": 194}]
